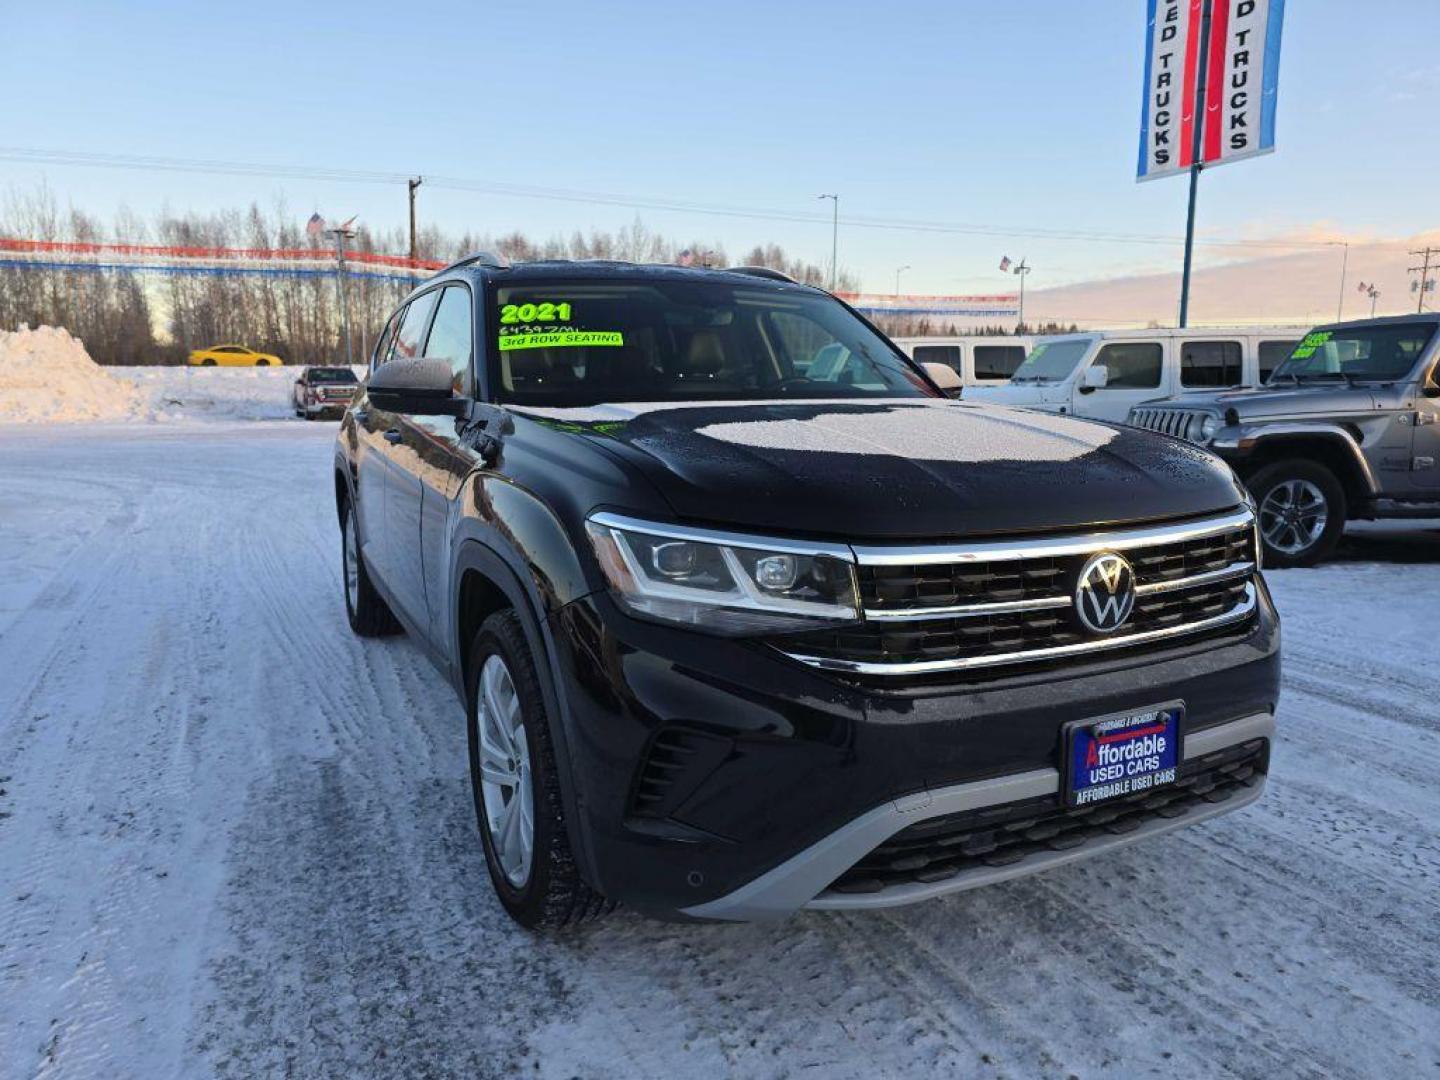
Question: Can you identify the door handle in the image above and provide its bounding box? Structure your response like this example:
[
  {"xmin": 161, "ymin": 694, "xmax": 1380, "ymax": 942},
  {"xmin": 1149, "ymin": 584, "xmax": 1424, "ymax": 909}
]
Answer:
[{"xmin": 384, "ymin": 429, "xmax": 403, "ymax": 444}]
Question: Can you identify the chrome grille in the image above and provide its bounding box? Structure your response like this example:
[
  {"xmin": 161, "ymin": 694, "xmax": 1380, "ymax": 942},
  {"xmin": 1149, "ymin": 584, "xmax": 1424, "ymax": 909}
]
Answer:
[
  {"xmin": 776, "ymin": 509, "xmax": 1258, "ymax": 677},
  {"xmin": 1131, "ymin": 407, "xmax": 1202, "ymax": 442}
]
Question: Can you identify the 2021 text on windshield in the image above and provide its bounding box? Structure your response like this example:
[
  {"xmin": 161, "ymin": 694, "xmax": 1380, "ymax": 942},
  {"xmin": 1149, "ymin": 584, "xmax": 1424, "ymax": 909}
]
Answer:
[{"xmin": 487, "ymin": 280, "xmax": 936, "ymax": 406}]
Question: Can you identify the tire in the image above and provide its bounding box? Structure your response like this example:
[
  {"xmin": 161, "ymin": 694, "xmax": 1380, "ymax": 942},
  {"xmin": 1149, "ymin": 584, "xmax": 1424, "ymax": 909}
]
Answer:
[
  {"xmin": 1249, "ymin": 459, "xmax": 1347, "ymax": 568},
  {"xmin": 341, "ymin": 497, "xmax": 402, "ymax": 636},
  {"xmin": 201, "ymin": 359, "xmax": 216, "ymax": 367},
  {"xmin": 467, "ymin": 610, "xmax": 613, "ymax": 929},
  {"xmin": 255, "ymin": 358, "xmax": 271, "ymax": 367}
]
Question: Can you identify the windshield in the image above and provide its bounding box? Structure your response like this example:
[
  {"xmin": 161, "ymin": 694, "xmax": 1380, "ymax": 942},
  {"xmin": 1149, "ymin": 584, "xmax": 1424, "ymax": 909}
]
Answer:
[
  {"xmin": 487, "ymin": 279, "xmax": 934, "ymax": 405},
  {"xmin": 1270, "ymin": 324, "xmax": 1435, "ymax": 383},
  {"xmin": 1009, "ymin": 338, "xmax": 1094, "ymax": 383},
  {"xmin": 308, "ymin": 367, "xmax": 357, "ymax": 384}
]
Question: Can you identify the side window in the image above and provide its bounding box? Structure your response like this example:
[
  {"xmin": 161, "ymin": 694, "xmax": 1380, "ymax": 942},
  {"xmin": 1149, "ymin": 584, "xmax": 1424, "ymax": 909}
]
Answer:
[
  {"xmin": 1258, "ymin": 340, "xmax": 1298, "ymax": 383},
  {"xmin": 972, "ymin": 345, "xmax": 1026, "ymax": 380},
  {"xmin": 913, "ymin": 345, "xmax": 962, "ymax": 375},
  {"xmin": 424, "ymin": 286, "xmax": 475, "ymax": 396},
  {"xmin": 392, "ymin": 290, "xmax": 440, "ymax": 362},
  {"xmin": 1180, "ymin": 340, "xmax": 1243, "ymax": 387},
  {"xmin": 1094, "ymin": 342, "xmax": 1162, "ymax": 389},
  {"xmin": 372, "ymin": 310, "xmax": 401, "ymax": 369}
]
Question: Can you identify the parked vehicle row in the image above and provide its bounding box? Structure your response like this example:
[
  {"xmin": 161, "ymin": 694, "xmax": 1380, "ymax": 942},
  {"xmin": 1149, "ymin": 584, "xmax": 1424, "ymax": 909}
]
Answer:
[
  {"xmin": 891, "ymin": 335, "xmax": 1034, "ymax": 392},
  {"xmin": 333, "ymin": 256, "xmax": 1279, "ymax": 929},
  {"xmin": 1126, "ymin": 315, "xmax": 1440, "ymax": 566},
  {"xmin": 964, "ymin": 326, "xmax": 1307, "ymax": 422}
]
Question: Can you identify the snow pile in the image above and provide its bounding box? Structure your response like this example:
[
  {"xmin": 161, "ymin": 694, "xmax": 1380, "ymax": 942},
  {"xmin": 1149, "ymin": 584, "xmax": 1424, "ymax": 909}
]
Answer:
[
  {"xmin": 0, "ymin": 325, "xmax": 150, "ymax": 424},
  {"xmin": 118, "ymin": 366, "xmax": 314, "ymax": 421}
]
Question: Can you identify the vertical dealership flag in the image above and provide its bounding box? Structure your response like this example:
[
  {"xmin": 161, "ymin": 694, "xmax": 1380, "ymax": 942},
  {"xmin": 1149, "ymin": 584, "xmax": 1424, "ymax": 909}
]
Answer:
[{"xmin": 1137, "ymin": 0, "xmax": 1285, "ymax": 182}]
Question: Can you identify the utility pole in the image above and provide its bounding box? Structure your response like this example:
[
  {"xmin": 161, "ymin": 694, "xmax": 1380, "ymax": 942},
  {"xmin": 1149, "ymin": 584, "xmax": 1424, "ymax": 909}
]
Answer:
[
  {"xmin": 328, "ymin": 219, "xmax": 358, "ymax": 366},
  {"xmin": 408, "ymin": 177, "xmax": 423, "ymax": 266},
  {"xmin": 1013, "ymin": 258, "xmax": 1031, "ymax": 331},
  {"xmin": 1336, "ymin": 242, "xmax": 1349, "ymax": 321},
  {"xmin": 1409, "ymin": 247, "xmax": 1439, "ymax": 313},
  {"xmin": 817, "ymin": 194, "xmax": 838, "ymax": 290},
  {"xmin": 1178, "ymin": 0, "xmax": 1214, "ymax": 328}
]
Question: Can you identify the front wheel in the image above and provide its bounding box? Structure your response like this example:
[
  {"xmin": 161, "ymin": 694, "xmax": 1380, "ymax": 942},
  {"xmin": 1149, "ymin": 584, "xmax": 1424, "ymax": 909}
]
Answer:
[
  {"xmin": 467, "ymin": 610, "xmax": 612, "ymax": 929},
  {"xmin": 1249, "ymin": 460, "xmax": 1347, "ymax": 568}
]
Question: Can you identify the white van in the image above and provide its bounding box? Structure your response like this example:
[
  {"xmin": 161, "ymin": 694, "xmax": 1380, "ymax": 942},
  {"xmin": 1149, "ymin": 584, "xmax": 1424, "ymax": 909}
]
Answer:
[
  {"xmin": 891, "ymin": 336, "xmax": 1035, "ymax": 390},
  {"xmin": 962, "ymin": 326, "xmax": 1308, "ymax": 423}
]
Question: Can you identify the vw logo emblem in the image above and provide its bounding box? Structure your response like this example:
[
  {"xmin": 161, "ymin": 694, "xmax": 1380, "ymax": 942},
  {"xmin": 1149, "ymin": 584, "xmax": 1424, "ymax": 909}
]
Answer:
[{"xmin": 1074, "ymin": 552, "xmax": 1137, "ymax": 634}]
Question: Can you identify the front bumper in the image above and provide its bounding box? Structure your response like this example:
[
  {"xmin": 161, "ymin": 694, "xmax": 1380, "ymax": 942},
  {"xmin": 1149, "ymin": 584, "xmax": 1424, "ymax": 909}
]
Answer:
[{"xmin": 547, "ymin": 582, "xmax": 1281, "ymax": 920}]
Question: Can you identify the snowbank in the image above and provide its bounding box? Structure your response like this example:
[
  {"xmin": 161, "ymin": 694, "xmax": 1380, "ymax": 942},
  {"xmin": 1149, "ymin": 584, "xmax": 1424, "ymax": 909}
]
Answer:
[
  {"xmin": 0, "ymin": 325, "xmax": 364, "ymax": 424},
  {"xmin": 0, "ymin": 325, "xmax": 150, "ymax": 423}
]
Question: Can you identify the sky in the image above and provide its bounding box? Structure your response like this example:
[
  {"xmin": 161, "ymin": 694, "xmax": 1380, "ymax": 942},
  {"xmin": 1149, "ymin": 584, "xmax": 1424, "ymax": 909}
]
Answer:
[{"xmin": 2, "ymin": 0, "xmax": 1438, "ymax": 316}]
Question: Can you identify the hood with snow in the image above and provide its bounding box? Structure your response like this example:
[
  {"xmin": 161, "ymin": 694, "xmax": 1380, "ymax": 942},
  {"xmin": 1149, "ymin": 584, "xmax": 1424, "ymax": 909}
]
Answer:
[{"xmin": 511, "ymin": 398, "xmax": 1247, "ymax": 540}]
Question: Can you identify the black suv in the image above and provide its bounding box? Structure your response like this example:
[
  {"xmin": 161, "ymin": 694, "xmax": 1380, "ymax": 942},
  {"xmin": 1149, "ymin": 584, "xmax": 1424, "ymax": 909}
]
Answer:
[{"xmin": 333, "ymin": 256, "xmax": 1280, "ymax": 927}]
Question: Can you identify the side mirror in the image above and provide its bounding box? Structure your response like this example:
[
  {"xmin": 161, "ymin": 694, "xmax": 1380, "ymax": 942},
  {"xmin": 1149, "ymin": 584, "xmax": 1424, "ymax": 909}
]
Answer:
[
  {"xmin": 1424, "ymin": 371, "xmax": 1440, "ymax": 398},
  {"xmin": 367, "ymin": 358, "xmax": 466, "ymax": 417},
  {"xmin": 1079, "ymin": 365, "xmax": 1109, "ymax": 393},
  {"xmin": 922, "ymin": 362, "xmax": 964, "ymax": 398}
]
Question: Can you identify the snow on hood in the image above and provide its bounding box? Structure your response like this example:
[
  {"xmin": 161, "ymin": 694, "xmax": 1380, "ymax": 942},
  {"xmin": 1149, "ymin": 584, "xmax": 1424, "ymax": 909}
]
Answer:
[{"xmin": 694, "ymin": 401, "xmax": 1115, "ymax": 463}]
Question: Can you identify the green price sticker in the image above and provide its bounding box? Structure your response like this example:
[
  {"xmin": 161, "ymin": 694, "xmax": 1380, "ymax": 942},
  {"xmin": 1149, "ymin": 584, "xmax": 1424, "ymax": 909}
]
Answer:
[{"xmin": 498, "ymin": 331, "xmax": 625, "ymax": 351}]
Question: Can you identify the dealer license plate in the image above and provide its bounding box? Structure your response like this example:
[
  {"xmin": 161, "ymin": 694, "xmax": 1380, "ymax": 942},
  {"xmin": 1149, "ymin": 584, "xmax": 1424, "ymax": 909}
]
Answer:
[{"xmin": 1065, "ymin": 704, "xmax": 1182, "ymax": 807}]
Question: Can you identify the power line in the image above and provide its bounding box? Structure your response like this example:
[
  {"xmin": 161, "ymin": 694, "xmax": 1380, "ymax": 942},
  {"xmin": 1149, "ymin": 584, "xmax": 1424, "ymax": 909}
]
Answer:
[{"xmin": 0, "ymin": 145, "xmax": 1349, "ymax": 253}]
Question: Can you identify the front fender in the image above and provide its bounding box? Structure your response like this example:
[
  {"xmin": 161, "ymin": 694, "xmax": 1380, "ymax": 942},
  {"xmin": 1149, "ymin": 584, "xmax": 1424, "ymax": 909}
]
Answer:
[
  {"xmin": 1210, "ymin": 423, "xmax": 1379, "ymax": 496},
  {"xmin": 449, "ymin": 476, "xmax": 603, "ymax": 887}
]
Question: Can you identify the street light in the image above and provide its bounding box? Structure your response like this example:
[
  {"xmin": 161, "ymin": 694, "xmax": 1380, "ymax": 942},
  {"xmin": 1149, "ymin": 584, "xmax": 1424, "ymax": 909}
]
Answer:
[
  {"xmin": 817, "ymin": 194, "xmax": 838, "ymax": 291},
  {"xmin": 895, "ymin": 264, "xmax": 911, "ymax": 297},
  {"xmin": 327, "ymin": 216, "xmax": 359, "ymax": 367}
]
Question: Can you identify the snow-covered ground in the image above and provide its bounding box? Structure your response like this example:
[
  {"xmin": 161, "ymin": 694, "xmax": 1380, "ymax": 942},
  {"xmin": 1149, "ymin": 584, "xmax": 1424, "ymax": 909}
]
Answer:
[
  {"xmin": 0, "ymin": 325, "xmax": 359, "ymax": 424},
  {"xmin": 0, "ymin": 423, "xmax": 1436, "ymax": 1079}
]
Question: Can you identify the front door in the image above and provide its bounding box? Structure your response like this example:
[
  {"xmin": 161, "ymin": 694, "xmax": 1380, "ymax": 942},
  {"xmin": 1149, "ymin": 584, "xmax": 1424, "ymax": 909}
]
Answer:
[
  {"xmin": 391, "ymin": 284, "xmax": 480, "ymax": 649},
  {"xmin": 1413, "ymin": 362, "xmax": 1440, "ymax": 493},
  {"xmin": 1072, "ymin": 341, "xmax": 1167, "ymax": 422}
]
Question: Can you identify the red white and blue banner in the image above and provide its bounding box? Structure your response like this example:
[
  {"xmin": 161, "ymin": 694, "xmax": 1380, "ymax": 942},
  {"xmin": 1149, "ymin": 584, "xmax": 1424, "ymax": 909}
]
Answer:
[
  {"xmin": 1137, "ymin": 0, "xmax": 1285, "ymax": 182},
  {"xmin": 0, "ymin": 238, "xmax": 444, "ymax": 283},
  {"xmin": 837, "ymin": 292, "xmax": 1020, "ymax": 319}
]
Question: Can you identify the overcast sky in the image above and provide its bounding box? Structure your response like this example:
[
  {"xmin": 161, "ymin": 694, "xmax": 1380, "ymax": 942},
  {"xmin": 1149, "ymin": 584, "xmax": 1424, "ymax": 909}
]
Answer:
[{"xmin": 2, "ymin": 0, "xmax": 1436, "ymax": 304}]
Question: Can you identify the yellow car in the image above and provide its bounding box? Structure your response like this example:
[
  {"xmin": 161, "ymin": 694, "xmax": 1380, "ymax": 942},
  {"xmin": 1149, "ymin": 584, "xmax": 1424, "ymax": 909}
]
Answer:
[{"xmin": 187, "ymin": 344, "xmax": 284, "ymax": 367}]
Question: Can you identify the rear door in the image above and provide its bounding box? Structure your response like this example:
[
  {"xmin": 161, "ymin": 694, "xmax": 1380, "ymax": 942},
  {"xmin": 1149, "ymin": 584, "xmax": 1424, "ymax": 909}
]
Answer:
[
  {"xmin": 1073, "ymin": 340, "xmax": 1166, "ymax": 421},
  {"xmin": 379, "ymin": 287, "xmax": 443, "ymax": 628},
  {"xmin": 355, "ymin": 313, "xmax": 402, "ymax": 586}
]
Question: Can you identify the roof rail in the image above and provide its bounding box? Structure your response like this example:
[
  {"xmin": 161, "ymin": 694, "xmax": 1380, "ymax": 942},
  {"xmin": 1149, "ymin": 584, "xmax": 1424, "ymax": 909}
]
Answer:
[
  {"xmin": 725, "ymin": 265, "xmax": 797, "ymax": 284},
  {"xmin": 436, "ymin": 250, "xmax": 511, "ymax": 275}
]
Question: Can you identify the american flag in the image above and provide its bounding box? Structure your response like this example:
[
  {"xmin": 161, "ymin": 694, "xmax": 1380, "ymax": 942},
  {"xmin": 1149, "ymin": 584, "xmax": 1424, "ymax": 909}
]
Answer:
[
  {"xmin": 306, "ymin": 212, "xmax": 325, "ymax": 238},
  {"xmin": 999, "ymin": 255, "xmax": 1012, "ymax": 273},
  {"xmin": 676, "ymin": 248, "xmax": 695, "ymax": 267}
]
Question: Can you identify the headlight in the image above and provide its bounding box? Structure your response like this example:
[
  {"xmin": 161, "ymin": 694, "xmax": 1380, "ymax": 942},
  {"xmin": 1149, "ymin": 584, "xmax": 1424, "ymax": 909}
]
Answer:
[
  {"xmin": 585, "ymin": 513, "xmax": 860, "ymax": 635},
  {"xmin": 1200, "ymin": 414, "xmax": 1222, "ymax": 441}
]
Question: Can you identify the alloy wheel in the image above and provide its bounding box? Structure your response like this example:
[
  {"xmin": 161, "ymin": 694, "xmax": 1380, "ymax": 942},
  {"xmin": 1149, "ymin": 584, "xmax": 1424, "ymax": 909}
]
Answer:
[
  {"xmin": 343, "ymin": 509, "xmax": 360, "ymax": 612},
  {"xmin": 477, "ymin": 654, "xmax": 534, "ymax": 888},
  {"xmin": 1259, "ymin": 479, "xmax": 1328, "ymax": 556}
]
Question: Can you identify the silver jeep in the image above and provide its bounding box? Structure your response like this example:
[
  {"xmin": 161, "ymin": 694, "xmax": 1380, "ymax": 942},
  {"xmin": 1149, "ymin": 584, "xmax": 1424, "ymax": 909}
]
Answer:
[{"xmin": 1129, "ymin": 315, "xmax": 1440, "ymax": 566}]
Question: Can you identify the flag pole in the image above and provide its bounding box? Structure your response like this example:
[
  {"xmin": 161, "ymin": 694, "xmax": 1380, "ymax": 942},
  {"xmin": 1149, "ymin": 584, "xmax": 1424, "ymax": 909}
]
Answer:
[{"xmin": 1178, "ymin": 0, "xmax": 1213, "ymax": 329}]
